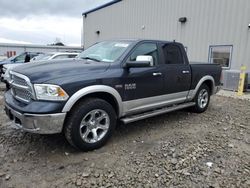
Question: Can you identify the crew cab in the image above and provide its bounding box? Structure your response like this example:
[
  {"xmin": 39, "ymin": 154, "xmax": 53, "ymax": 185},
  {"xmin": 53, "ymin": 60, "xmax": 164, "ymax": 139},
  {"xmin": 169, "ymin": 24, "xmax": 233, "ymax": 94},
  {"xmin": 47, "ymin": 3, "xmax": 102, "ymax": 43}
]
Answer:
[{"xmin": 4, "ymin": 39, "xmax": 222, "ymax": 151}]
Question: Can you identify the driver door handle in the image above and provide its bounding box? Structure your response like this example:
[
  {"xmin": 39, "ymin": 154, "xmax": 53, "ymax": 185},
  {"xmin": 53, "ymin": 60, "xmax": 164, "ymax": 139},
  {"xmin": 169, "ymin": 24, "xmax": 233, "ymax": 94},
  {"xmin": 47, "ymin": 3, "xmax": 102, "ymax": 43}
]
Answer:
[
  {"xmin": 182, "ymin": 70, "xmax": 190, "ymax": 74},
  {"xmin": 153, "ymin": 72, "xmax": 162, "ymax": 76}
]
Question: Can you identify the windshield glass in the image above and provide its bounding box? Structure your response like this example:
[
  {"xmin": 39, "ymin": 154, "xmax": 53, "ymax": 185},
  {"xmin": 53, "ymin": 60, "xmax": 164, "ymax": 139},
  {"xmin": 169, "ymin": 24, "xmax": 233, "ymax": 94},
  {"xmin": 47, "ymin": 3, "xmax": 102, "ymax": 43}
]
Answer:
[{"xmin": 78, "ymin": 41, "xmax": 132, "ymax": 63}]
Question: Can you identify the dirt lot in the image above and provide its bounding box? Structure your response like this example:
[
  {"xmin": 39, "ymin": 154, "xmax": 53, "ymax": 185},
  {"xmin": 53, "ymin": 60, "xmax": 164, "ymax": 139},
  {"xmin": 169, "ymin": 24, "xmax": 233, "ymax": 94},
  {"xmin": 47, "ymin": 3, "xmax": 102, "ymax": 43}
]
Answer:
[{"xmin": 0, "ymin": 91, "xmax": 249, "ymax": 188}]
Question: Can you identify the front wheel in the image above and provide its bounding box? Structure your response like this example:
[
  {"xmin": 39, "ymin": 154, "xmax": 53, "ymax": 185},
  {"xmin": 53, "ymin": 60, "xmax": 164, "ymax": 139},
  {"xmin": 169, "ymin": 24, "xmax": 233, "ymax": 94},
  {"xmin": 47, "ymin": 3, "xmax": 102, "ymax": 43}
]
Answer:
[
  {"xmin": 191, "ymin": 84, "xmax": 210, "ymax": 113},
  {"xmin": 64, "ymin": 98, "xmax": 117, "ymax": 151}
]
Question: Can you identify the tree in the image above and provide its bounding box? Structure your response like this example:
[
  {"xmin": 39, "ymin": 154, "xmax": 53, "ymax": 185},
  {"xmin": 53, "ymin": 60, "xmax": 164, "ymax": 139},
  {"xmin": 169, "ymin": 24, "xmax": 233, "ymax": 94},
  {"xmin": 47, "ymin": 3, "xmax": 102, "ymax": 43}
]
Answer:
[{"xmin": 48, "ymin": 38, "xmax": 65, "ymax": 46}]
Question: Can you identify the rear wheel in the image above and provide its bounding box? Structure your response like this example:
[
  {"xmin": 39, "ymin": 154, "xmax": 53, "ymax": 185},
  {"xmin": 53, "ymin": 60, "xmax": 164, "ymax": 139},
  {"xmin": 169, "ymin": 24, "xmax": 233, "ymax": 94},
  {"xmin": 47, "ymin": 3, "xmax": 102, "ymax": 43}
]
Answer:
[
  {"xmin": 191, "ymin": 84, "xmax": 210, "ymax": 113},
  {"xmin": 64, "ymin": 98, "xmax": 117, "ymax": 151}
]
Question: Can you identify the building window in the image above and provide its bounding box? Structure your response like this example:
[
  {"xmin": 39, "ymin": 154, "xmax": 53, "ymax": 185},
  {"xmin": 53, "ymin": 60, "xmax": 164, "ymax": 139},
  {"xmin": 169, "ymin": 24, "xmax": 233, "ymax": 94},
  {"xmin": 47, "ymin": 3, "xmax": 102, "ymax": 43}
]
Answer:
[{"xmin": 209, "ymin": 45, "xmax": 233, "ymax": 68}]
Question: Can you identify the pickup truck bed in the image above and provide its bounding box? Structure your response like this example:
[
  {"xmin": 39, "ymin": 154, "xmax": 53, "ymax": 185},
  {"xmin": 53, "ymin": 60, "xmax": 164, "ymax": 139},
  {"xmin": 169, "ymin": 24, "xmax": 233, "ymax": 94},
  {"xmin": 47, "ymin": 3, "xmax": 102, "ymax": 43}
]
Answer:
[{"xmin": 190, "ymin": 64, "xmax": 221, "ymax": 91}]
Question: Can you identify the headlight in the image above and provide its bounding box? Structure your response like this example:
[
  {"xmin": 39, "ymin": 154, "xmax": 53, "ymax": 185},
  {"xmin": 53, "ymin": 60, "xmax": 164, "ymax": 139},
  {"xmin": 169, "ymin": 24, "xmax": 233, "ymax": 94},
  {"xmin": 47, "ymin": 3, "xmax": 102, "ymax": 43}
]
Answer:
[{"xmin": 34, "ymin": 84, "xmax": 69, "ymax": 101}]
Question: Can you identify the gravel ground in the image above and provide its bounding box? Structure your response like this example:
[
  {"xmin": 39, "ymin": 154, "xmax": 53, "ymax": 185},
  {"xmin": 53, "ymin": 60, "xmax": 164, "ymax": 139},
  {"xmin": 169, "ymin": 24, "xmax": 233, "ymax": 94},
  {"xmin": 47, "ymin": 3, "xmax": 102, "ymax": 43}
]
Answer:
[{"xmin": 0, "ymin": 91, "xmax": 249, "ymax": 188}]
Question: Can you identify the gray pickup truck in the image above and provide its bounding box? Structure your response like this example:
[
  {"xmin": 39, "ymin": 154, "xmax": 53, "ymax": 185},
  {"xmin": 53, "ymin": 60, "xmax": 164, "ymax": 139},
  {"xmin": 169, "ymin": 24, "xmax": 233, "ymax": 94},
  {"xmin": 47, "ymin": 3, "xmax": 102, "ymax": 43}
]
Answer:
[{"xmin": 4, "ymin": 39, "xmax": 222, "ymax": 151}]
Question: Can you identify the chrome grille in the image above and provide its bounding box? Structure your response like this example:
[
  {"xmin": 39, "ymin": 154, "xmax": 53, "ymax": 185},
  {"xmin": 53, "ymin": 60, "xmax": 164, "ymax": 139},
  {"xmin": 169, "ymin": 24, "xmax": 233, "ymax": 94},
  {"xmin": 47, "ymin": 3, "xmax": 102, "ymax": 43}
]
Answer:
[
  {"xmin": 12, "ymin": 75, "xmax": 29, "ymax": 87},
  {"xmin": 12, "ymin": 88, "xmax": 32, "ymax": 102},
  {"xmin": 9, "ymin": 71, "xmax": 34, "ymax": 103}
]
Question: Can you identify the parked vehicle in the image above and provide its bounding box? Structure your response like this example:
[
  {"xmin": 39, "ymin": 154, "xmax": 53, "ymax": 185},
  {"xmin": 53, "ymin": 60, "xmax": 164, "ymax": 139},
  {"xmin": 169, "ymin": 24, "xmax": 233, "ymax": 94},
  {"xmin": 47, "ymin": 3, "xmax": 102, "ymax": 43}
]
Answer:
[
  {"xmin": 4, "ymin": 39, "xmax": 222, "ymax": 151},
  {"xmin": 0, "ymin": 52, "xmax": 42, "ymax": 65},
  {"xmin": 1, "ymin": 52, "xmax": 80, "ymax": 87},
  {"xmin": 30, "ymin": 52, "xmax": 79, "ymax": 62},
  {"xmin": 0, "ymin": 52, "xmax": 42, "ymax": 76},
  {"xmin": 0, "ymin": 55, "xmax": 7, "ymax": 61}
]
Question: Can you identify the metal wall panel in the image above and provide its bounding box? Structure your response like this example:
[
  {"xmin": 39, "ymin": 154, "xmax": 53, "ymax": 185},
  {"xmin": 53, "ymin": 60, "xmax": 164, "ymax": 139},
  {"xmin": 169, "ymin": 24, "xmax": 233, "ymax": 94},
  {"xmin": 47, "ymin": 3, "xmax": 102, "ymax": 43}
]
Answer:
[{"xmin": 83, "ymin": 0, "xmax": 250, "ymax": 71}]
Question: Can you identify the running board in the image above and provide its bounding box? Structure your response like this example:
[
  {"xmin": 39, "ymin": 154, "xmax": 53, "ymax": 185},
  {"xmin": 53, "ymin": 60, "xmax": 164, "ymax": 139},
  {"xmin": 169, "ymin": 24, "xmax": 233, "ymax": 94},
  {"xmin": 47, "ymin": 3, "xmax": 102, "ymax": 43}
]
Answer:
[{"xmin": 121, "ymin": 102, "xmax": 195, "ymax": 124}]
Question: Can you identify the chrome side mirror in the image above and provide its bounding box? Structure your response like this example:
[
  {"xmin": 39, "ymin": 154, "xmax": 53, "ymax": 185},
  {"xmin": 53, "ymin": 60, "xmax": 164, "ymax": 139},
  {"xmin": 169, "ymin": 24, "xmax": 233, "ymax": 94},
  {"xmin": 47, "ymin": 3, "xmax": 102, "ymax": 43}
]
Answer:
[{"xmin": 136, "ymin": 55, "xmax": 154, "ymax": 66}]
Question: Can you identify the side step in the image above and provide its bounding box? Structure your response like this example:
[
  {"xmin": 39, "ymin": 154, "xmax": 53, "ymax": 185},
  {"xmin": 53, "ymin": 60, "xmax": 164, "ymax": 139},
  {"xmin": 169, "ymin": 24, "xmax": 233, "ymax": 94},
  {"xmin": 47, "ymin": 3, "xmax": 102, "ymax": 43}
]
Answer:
[{"xmin": 120, "ymin": 102, "xmax": 195, "ymax": 124}]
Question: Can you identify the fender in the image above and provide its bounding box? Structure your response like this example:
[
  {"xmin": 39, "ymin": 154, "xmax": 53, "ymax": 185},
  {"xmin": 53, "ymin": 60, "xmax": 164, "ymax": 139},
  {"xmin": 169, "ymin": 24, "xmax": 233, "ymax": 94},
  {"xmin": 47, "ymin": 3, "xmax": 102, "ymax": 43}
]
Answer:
[
  {"xmin": 62, "ymin": 85, "xmax": 123, "ymax": 117},
  {"xmin": 187, "ymin": 75, "xmax": 215, "ymax": 100}
]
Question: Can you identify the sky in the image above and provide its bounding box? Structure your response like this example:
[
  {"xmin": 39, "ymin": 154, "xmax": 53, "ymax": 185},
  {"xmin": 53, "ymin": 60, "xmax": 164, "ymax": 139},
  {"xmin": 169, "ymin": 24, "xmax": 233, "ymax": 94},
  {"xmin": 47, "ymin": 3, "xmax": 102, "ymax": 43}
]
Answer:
[{"xmin": 0, "ymin": 0, "xmax": 111, "ymax": 46}]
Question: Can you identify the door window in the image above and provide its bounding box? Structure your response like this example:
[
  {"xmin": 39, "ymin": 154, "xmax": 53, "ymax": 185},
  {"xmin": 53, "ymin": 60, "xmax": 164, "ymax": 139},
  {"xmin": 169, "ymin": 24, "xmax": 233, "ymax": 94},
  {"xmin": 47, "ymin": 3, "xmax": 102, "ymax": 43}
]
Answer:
[
  {"xmin": 129, "ymin": 43, "xmax": 158, "ymax": 65},
  {"xmin": 68, "ymin": 54, "xmax": 78, "ymax": 58},
  {"xmin": 53, "ymin": 55, "xmax": 70, "ymax": 59},
  {"xmin": 14, "ymin": 54, "xmax": 26, "ymax": 62}
]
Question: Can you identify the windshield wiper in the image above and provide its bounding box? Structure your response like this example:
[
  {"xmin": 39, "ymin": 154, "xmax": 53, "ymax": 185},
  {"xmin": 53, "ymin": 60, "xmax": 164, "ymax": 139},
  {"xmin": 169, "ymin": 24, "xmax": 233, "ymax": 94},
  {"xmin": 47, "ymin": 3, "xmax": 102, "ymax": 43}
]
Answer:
[{"xmin": 81, "ymin": 57, "xmax": 101, "ymax": 62}]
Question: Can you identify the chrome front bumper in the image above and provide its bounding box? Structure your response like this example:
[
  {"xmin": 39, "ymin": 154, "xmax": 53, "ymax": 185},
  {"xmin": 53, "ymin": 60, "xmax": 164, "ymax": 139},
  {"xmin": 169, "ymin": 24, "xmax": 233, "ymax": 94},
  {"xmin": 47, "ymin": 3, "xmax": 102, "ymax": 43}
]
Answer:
[{"xmin": 5, "ymin": 104, "xmax": 66, "ymax": 134}]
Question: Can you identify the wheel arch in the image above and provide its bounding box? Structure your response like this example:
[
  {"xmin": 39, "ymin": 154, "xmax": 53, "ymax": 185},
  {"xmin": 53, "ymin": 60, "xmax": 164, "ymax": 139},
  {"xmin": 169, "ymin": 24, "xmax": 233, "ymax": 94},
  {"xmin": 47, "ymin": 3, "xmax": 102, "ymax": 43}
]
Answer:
[
  {"xmin": 189, "ymin": 76, "xmax": 215, "ymax": 100},
  {"xmin": 62, "ymin": 85, "xmax": 123, "ymax": 117}
]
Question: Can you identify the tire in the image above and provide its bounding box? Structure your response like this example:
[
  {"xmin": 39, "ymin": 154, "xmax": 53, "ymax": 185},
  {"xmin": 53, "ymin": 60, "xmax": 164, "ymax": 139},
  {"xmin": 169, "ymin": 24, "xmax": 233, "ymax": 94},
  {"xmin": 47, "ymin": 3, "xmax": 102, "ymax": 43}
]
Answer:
[
  {"xmin": 191, "ymin": 84, "xmax": 211, "ymax": 113},
  {"xmin": 6, "ymin": 82, "xmax": 10, "ymax": 91},
  {"xmin": 64, "ymin": 98, "xmax": 117, "ymax": 151}
]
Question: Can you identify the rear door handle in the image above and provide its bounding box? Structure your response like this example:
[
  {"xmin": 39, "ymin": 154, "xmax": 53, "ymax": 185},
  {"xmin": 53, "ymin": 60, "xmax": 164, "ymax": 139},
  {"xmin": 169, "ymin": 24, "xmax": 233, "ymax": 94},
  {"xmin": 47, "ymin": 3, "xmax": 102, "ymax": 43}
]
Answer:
[
  {"xmin": 153, "ymin": 72, "xmax": 162, "ymax": 76},
  {"xmin": 182, "ymin": 70, "xmax": 190, "ymax": 74}
]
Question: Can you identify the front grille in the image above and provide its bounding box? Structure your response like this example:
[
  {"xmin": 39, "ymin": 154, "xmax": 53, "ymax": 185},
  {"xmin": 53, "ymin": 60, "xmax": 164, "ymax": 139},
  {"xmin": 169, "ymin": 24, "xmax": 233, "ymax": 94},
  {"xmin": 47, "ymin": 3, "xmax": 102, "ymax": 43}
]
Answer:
[
  {"xmin": 9, "ymin": 71, "xmax": 34, "ymax": 103},
  {"xmin": 12, "ymin": 88, "xmax": 32, "ymax": 102},
  {"xmin": 12, "ymin": 75, "xmax": 29, "ymax": 87}
]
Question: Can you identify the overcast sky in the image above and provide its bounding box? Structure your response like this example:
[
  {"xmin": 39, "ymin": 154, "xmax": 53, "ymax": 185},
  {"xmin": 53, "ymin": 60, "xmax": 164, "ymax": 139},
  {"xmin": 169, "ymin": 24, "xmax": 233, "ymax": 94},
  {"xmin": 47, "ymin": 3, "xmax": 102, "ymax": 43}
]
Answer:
[{"xmin": 0, "ymin": 0, "xmax": 111, "ymax": 46}]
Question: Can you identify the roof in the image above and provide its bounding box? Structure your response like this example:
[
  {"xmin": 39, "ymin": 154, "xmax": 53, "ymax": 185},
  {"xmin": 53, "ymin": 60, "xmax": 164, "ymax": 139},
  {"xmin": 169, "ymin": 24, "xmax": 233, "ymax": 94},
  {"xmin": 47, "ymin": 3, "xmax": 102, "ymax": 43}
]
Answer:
[
  {"xmin": 46, "ymin": 52, "xmax": 80, "ymax": 55},
  {"xmin": 0, "ymin": 43, "xmax": 83, "ymax": 50},
  {"xmin": 82, "ymin": 0, "xmax": 122, "ymax": 16},
  {"xmin": 102, "ymin": 38, "xmax": 174, "ymax": 43}
]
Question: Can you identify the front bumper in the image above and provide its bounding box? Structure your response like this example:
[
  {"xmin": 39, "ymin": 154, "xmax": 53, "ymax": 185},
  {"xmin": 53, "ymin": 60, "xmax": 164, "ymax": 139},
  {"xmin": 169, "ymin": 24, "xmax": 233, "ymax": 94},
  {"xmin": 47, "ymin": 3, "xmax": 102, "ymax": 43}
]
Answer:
[{"xmin": 5, "ymin": 104, "xmax": 66, "ymax": 134}]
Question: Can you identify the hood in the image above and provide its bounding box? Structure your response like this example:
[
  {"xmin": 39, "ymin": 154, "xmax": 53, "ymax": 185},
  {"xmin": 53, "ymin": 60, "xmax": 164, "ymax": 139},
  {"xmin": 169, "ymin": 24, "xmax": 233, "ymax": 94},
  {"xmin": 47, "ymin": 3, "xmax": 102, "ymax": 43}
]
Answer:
[
  {"xmin": 12, "ymin": 59, "xmax": 111, "ymax": 83},
  {"xmin": 4, "ymin": 63, "xmax": 22, "ymax": 69}
]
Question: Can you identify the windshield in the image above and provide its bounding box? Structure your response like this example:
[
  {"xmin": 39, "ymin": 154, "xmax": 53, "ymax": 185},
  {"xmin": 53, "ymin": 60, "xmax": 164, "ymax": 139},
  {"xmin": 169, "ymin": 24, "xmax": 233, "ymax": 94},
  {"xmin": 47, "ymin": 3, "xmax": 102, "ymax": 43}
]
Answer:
[{"xmin": 78, "ymin": 41, "xmax": 132, "ymax": 63}]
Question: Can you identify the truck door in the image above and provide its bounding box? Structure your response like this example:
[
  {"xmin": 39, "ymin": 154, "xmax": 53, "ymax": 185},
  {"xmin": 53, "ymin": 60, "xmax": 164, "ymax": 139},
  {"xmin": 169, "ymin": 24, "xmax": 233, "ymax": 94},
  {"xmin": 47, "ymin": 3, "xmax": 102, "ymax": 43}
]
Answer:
[
  {"xmin": 122, "ymin": 42, "xmax": 164, "ymax": 114},
  {"xmin": 160, "ymin": 43, "xmax": 191, "ymax": 103}
]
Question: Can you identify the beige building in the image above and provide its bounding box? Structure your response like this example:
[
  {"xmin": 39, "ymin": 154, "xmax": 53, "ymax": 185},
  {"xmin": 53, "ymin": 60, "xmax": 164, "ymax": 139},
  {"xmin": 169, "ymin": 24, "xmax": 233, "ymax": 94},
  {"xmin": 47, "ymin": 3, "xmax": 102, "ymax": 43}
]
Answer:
[{"xmin": 82, "ymin": 0, "xmax": 250, "ymax": 88}]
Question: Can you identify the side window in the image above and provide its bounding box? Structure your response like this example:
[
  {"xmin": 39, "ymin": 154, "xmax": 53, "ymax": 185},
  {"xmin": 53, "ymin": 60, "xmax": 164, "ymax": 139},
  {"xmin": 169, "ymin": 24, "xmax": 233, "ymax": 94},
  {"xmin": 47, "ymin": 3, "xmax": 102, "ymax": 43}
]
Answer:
[
  {"xmin": 162, "ymin": 44, "xmax": 184, "ymax": 64},
  {"xmin": 29, "ymin": 54, "xmax": 39, "ymax": 60},
  {"xmin": 129, "ymin": 43, "xmax": 158, "ymax": 65},
  {"xmin": 68, "ymin": 54, "xmax": 77, "ymax": 58},
  {"xmin": 53, "ymin": 55, "xmax": 69, "ymax": 59},
  {"xmin": 14, "ymin": 54, "xmax": 26, "ymax": 62}
]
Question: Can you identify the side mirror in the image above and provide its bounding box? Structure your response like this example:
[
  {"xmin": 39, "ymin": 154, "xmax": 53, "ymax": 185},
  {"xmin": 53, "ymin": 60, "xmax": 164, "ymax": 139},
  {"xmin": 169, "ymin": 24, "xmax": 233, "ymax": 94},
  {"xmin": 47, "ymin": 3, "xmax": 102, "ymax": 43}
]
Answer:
[
  {"xmin": 124, "ymin": 55, "xmax": 154, "ymax": 68},
  {"xmin": 125, "ymin": 61, "xmax": 151, "ymax": 68},
  {"xmin": 136, "ymin": 55, "xmax": 154, "ymax": 66}
]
